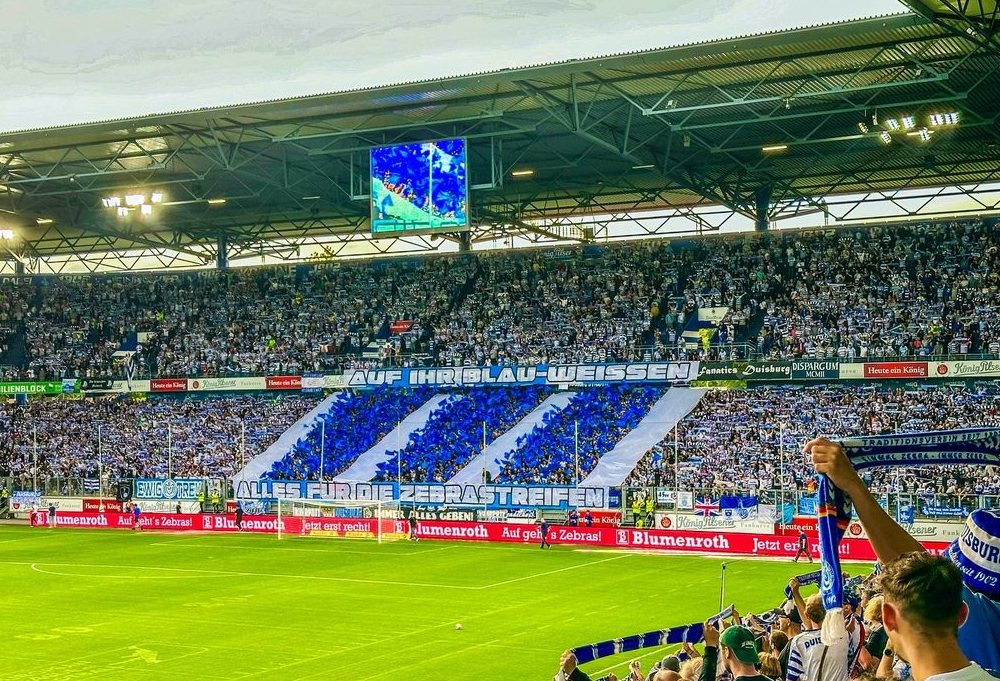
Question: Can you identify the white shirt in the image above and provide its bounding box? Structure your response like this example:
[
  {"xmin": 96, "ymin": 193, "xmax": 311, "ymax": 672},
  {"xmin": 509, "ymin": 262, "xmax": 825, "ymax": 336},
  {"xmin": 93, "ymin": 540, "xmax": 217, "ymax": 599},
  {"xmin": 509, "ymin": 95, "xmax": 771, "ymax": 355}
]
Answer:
[
  {"xmin": 925, "ymin": 664, "xmax": 999, "ymax": 681},
  {"xmin": 786, "ymin": 623, "xmax": 863, "ymax": 681}
]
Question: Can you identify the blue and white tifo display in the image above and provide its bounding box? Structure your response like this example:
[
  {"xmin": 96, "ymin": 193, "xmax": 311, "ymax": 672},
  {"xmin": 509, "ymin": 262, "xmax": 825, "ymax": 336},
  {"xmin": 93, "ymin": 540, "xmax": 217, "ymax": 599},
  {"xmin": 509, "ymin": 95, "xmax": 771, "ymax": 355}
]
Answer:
[{"xmin": 370, "ymin": 138, "xmax": 469, "ymax": 234}]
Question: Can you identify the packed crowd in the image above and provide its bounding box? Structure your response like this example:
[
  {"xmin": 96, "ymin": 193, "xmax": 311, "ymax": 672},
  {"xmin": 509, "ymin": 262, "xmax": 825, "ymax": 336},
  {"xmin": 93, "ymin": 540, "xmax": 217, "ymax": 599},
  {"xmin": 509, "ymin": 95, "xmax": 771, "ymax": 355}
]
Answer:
[
  {"xmin": 495, "ymin": 384, "xmax": 666, "ymax": 484},
  {"xmin": 2, "ymin": 218, "xmax": 998, "ymax": 378},
  {"xmin": 264, "ymin": 388, "xmax": 435, "ymax": 480},
  {"xmin": 0, "ymin": 394, "xmax": 317, "ymax": 480},
  {"xmin": 745, "ymin": 221, "xmax": 1000, "ymax": 360},
  {"xmin": 434, "ymin": 244, "xmax": 687, "ymax": 366},
  {"xmin": 2, "ymin": 258, "xmax": 475, "ymax": 380},
  {"xmin": 559, "ymin": 442, "xmax": 1000, "ymax": 681},
  {"xmin": 0, "ymin": 278, "xmax": 32, "ymax": 378},
  {"xmin": 375, "ymin": 386, "xmax": 549, "ymax": 483},
  {"xmin": 625, "ymin": 385, "xmax": 1000, "ymax": 502},
  {"xmin": 5, "ymin": 382, "xmax": 1000, "ymax": 499}
]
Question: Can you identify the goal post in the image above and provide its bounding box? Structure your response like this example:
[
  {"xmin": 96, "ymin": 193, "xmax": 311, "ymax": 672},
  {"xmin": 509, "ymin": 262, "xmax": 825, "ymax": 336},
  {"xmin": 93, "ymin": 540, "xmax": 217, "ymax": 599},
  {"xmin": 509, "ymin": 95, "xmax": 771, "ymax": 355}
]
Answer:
[{"xmin": 275, "ymin": 498, "xmax": 406, "ymax": 542}]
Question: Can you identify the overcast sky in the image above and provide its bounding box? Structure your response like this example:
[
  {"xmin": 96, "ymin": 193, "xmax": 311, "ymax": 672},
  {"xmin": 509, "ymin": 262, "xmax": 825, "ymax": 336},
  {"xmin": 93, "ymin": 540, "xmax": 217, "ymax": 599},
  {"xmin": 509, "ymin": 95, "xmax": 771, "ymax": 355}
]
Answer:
[{"xmin": 0, "ymin": 0, "xmax": 906, "ymax": 134}]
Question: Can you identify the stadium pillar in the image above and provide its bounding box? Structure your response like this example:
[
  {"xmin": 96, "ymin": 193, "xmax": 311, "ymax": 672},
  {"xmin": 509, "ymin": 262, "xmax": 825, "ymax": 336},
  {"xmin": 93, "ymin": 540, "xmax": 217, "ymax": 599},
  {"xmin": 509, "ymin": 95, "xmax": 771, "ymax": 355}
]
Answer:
[
  {"xmin": 14, "ymin": 260, "xmax": 25, "ymax": 275},
  {"xmin": 754, "ymin": 187, "xmax": 772, "ymax": 232},
  {"xmin": 216, "ymin": 232, "xmax": 229, "ymax": 270},
  {"xmin": 458, "ymin": 231, "xmax": 472, "ymax": 252}
]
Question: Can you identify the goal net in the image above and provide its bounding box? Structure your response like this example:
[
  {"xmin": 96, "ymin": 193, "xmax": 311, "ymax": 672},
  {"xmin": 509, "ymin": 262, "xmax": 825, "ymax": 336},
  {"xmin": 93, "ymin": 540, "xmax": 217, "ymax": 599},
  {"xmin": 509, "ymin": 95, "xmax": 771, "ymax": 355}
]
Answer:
[{"xmin": 275, "ymin": 498, "xmax": 406, "ymax": 542}]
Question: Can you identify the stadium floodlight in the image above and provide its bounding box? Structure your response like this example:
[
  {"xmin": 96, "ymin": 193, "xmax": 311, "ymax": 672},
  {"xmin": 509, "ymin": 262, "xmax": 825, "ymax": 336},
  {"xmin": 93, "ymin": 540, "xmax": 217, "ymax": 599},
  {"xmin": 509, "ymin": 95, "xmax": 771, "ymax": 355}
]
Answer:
[
  {"xmin": 207, "ymin": 198, "xmax": 227, "ymax": 204},
  {"xmin": 35, "ymin": 217, "xmax": 53, "ymax": 224},
  {"xmin": 884, "ymin": 118, "xmax": 901, "ymax": 131},
  {"xmin": 0, "ymin": 229, "xmax": 13, "ymax": 240},
  {"xmin": 879, "ymin": 131, "xmax": 892, "ymax": 144},
  {"xmin": 929, "ymin": 112, "xmax": 960, "ymax": 126},
  {"xmin": 631, "ymin": 164, "xmax": 655, "ymax": 170},
  {"xmin": 116, "ymin": 207, "xmax": 129, "ymax": 217},
  {"xmin": 901, "ymin": 115, "xmax": 916, "ymax": 130},
  {"xmin": 102, "ymin": 196, "xmax": 121, "ymax": 208},
  {"xmin": 124, "ymin": 193, "xmax": 145, "ymax": 206},
  {"xmin": 761, "ymin": 144, "xmax": 788, "ymax": 153},
  {"xmin": 511, "ymin": 169, "xmax": 534, "ymax": 177},
  {"xmin": 140, "ymin": 204, "xmax": 153, "ymax": 216},
  {"xmin": 857, "ymin": 122, "xmax": 869, "ymax": 134},
  {"xmin": 302, "ymin": 195, "xmax": 320, "ymax": 200},
  {"xmin": 150, "ymin": 191, "xmax": 164, "ymax": 204},
  {"xmin": 907, "ymin": 128, "xmax": 933, "ymax": 141}
]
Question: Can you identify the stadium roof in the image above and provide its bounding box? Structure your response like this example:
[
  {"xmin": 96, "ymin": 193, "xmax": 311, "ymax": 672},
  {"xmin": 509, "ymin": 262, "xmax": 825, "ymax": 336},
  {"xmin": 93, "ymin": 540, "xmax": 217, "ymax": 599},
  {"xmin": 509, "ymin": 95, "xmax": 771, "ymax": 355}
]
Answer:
[{"xmin": 2, "ymin": 10, "xmax": 1000, "ymax": 271}]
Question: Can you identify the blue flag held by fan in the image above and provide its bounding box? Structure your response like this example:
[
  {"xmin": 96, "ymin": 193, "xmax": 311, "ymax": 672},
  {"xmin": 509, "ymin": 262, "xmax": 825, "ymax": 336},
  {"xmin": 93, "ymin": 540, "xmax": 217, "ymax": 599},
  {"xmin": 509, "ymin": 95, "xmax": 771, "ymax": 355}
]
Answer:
[{"xmin": 816, "ymin": 427, "xmax": 1000, "ymax": 645}]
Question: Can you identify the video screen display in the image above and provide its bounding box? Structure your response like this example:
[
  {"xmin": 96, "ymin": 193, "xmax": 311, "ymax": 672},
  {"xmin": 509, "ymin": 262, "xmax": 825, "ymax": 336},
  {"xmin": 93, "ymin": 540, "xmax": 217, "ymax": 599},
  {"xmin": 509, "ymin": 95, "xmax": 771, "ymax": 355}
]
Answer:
[{"xmin": 370, "ymin": 138, "xmax": 469, "ymax": 235}]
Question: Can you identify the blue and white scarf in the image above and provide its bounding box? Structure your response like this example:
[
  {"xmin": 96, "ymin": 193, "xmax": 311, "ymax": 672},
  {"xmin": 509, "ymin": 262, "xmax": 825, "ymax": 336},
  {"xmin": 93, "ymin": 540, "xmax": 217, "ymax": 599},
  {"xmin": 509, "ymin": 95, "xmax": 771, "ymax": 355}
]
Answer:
[
  {"xmin": 570, "ymin": 623, "xmax": 704, "ymax": 665},
  {"xmin": 570, "ymin": 605, "xmax": 732, "ymax": 665},
  {"xmin": 784, "ymin": 570, "xmax": 822, "ymax": 600},
  {"xmin": 818, "ymin": 427, "xmax": 1000, "ymax": 644}
]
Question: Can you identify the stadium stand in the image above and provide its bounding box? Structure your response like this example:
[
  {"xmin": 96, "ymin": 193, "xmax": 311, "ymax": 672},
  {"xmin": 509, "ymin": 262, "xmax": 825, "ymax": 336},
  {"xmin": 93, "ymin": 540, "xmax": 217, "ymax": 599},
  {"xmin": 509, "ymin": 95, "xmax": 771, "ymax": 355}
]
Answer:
[
  {"xmin": 625, "ymin": 385, "xmax": 1000, "ymax": 499},
  {"xmin": 373, "ymin": 386, "xmax": 550, "ymax": 482},
  {"xmin": 4, "ymin": 217, "xmax": 1000, "ymax": 503},
  {"xmin": 436, "ymin": 242, "xmax": 685, "ymax": 366},
  {"xmin": 1, "ymin": 218, "xmax": 998, "ymax": 379},
  {"xmin": 264, "ymin": 388, "xmax": 436, "ymax": 480},
  {"xmin": 0, "ymin": 395, "xmax": 317, "ymax": 481},
  {"xmin": 3, "ymin": 257, "xmax": 476, "ymax": 380},
  {"xmin": 494, "ymin": 384, "xmax": 666, "ymax": 485}
]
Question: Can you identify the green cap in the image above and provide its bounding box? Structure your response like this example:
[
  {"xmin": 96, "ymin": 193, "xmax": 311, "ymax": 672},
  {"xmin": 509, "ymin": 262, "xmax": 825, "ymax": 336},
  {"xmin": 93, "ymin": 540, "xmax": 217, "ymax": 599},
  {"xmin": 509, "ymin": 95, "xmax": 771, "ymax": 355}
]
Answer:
[{"xmin": 719, "ymin": 626, "xmax": 759, "ymax": 665}]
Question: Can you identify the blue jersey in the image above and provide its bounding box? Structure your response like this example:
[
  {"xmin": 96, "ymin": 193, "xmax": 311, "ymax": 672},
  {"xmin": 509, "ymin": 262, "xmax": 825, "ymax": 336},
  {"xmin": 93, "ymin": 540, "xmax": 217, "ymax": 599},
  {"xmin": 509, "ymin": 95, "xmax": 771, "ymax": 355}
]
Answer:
[
  {"xmin": 960, "ymin": 585, "xmax": 1000, "ymax": 671},
  {"xmin": 133, "ymin": 506, "xmax": 141, "ymax": 519},
  {"xmin": 540, "ymin": 521, "xmax": 549, "ymax": 536},
  {"xmin": 585, "ymin": 513, "xmax": 593, "ymax": 527}
]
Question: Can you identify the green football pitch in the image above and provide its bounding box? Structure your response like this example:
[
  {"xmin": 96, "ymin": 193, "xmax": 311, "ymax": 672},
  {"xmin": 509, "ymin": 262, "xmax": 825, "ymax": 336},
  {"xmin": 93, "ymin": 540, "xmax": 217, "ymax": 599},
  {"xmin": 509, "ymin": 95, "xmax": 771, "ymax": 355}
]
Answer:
[{"xmin": 0, "ymin": 526, "xmax": 864, "ymax": 681}]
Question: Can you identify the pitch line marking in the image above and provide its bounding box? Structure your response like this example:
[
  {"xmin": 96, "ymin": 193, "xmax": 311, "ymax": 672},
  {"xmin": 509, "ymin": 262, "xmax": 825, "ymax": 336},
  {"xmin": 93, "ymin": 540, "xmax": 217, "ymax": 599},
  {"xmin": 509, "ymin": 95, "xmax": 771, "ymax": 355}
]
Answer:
[
  {"xmin": 30, "ymin": 563, "xmax": 230, "ymax": 580},
  {"xmin": 477, "ymin": 553, "xmax": 631, "ymax": 589},
  {"xmin": 149, "ymin": 540, "xmax": 455, "ymax": 556},
  {"xmin": 228, "ymin": 591, "xmax": 569, "ymax": 681},
  {"xmin": 3, "ymin": 561, "xmax": 479, "ymax": 590}
]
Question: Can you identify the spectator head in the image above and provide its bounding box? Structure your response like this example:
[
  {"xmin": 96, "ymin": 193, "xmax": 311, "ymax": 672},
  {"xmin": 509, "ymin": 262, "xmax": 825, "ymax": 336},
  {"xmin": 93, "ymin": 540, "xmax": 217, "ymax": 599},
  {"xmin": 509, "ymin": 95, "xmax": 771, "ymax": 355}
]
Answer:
[
  {"xmin": 864, "ymin": 595, "xmax": 884, "ymax": 625},
  {"xmin": 945, "ymin": 509, "xmax": 1000, "ymax": 602},
  {"xmin": 678, "ymin": 657, "xmax": 703, "ymax": 681},
  {"xmin": 718, "ymin": 625, "xmax": 760, "ymax": 675},
  {"xmin": 804, "ymin": 594, "xmax": 827, "ymax": 630},
  {"xmin": 769, "ymin": 630, "xmax": 789, "ymax": 655},
  {"xmin": 843, "ymin": 589, "xmax": 861, "ymax": 617},
  {"xmin": 778, "ymin": 606, "xmax": 802, "ymax": 636},
  {"xmin": 654, "ymin": 671, "xmax": 680, "ymax": 681},
  {"xmin": 879, "ymin": 551, "xmax": 969, "ymax": 664},
  {"xmin": 758, "ymin": 652, "xmax": 781, "ymax": 678},
  {"xmin": 660, "ymin": 655, "xmax": 681, "ymax": 673}
]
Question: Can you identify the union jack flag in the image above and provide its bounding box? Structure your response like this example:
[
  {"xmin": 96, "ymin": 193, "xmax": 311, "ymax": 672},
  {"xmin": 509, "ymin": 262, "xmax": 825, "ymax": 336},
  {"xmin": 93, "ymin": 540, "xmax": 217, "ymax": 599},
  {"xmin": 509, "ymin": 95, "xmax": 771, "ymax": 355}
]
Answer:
[{"xmin": 694, "ymin": 498, "xmax": 720, "ymax": 516}]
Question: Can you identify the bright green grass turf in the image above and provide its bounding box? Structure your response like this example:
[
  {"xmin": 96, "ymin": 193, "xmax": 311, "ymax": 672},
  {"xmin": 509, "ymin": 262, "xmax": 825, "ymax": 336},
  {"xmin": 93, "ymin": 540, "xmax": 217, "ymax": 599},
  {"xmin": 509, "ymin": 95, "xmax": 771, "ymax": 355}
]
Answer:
[{"xmin": 0, "ymin": 526, "xmax": 866, "ymax": 681}]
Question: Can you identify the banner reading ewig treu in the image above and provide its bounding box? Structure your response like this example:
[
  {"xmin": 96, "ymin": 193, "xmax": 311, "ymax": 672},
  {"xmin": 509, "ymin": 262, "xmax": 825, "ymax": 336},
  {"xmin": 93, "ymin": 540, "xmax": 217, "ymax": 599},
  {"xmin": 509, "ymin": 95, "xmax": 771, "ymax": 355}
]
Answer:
[{"xmin": 29, "ymin": 513, "xmax": 953, "ymax": 560}]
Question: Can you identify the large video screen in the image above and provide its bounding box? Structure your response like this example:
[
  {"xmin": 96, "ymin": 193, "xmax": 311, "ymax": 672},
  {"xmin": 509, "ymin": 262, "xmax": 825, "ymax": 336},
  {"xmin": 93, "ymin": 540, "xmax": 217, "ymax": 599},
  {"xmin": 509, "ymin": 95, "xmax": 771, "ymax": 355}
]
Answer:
[{"xmin": 370, "ymin": 138, "xmax": 469, "ymax": 235}]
